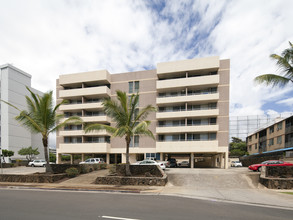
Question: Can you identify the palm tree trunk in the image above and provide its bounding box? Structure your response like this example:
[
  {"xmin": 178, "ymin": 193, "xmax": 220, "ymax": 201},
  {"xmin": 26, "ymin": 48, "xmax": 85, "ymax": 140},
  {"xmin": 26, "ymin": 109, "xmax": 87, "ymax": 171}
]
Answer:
[
  {"xmin": 125, "ymin": 136, "xmax": 131, "ymax": 176},
  {"xmin": 42, "ymin": 136, "xmax": 53, "ymax": 173}
]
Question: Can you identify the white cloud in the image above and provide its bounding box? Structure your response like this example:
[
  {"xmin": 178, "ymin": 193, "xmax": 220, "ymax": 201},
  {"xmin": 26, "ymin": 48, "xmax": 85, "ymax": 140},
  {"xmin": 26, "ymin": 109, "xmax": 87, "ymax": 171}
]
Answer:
[{"xmin": 1, "ymin": 0, "xmax": 293, "ymax": 146}]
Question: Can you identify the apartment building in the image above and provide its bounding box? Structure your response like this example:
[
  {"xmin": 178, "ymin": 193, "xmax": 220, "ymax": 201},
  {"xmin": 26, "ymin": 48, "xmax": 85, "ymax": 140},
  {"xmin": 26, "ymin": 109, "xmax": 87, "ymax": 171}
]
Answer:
[
  {"xmin": 0, "ymin": 64, "xmax": 44, "ymax": 162},
  {"xmin": 56, "ymin": 56, "xmax": 230, "ymax": 168},
  {"xmin": 247, "ymin": 115, "xmax": 293, "ymax": 155}
]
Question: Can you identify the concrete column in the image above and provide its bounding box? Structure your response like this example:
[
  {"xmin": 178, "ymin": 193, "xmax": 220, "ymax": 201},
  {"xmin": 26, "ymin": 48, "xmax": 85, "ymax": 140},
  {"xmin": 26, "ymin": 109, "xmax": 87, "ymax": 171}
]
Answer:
[
  {"xmin": 114, "ymin": 154, "xmax": 117, "ymax": 164},
  {"xmin": 57, "ymin": 153, "xmax": 62, "ymax": 164},
  {"xmin": 122, "ymin": 153, "xmax": 126, "ymax": 163},
  {"xmin": 81, "ymin": 153, "xmax": 85, "ymax": 162},
  {"xmin": 224, "ymin": 152, "xmax": 228, "ymax": 169},
  {"xmin": 219, "ymin": 153, "xmax": 223, "ymax": 168},
  {"xmin": 70, "ymin": 154, "xmax": 73, "ymax": 164},
  {"xmin": 106, "ymin": 153, "xmax": 110, "ymax": 164},
  {"xmin": 190, "ymin": 153, "xmax": 194, "ymax": 168},
  {"xmin": 160, "ymin": 153, "xmax": 163, "ymax": 161}
]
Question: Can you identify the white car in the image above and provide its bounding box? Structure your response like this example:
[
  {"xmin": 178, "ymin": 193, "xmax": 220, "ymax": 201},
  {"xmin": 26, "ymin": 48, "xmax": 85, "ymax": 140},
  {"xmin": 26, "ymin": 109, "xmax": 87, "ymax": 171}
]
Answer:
[
  {"xmin": 138, "ymin": 160, "xmax": 166, "ymax": 170},
  {"xmin": 231, "ymin": 161, "xmax": 242, "ymax": 167},
  {"xmin": 79, "ymin": 158, "xmax": 105, "ymax": 164},
  {"xmin": 28, "ymin": 160, "xmax": 47, "ymax": 167}
]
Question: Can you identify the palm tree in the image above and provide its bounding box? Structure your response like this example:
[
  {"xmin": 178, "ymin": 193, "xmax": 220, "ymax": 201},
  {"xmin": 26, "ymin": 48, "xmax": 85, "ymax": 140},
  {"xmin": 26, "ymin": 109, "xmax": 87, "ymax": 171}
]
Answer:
[
  {"xmin": 2, "ymin": 87, "xmax": 81, "ymax": 173},
  {"xmin": 85, "ymin": 90, "xmax": 156, "ymax": 176},
  {"xmin": 255, "ymin": 41, "xmax": 293, "ymax": 87}
]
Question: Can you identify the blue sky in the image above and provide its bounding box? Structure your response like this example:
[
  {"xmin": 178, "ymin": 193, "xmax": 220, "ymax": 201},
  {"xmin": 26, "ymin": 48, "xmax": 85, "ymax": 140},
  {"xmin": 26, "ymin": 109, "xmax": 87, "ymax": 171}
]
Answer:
[{"xmin": 0, "ymin": 0, "xmax": 293, "ymax": 118}]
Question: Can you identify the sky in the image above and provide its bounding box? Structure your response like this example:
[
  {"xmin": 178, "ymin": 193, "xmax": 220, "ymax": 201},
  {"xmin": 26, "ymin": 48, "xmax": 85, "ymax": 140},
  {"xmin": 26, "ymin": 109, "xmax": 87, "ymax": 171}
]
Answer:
[{"xmin": 1, "ymin": 0, "xmax": 293, "ymax": 145}]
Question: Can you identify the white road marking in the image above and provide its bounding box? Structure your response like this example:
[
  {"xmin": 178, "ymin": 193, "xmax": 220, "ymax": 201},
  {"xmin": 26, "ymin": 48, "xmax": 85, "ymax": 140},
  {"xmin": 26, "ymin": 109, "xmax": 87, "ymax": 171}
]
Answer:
[{"xmin": 100, "ymin": 216, "xmax": 140, "ymax": 220}]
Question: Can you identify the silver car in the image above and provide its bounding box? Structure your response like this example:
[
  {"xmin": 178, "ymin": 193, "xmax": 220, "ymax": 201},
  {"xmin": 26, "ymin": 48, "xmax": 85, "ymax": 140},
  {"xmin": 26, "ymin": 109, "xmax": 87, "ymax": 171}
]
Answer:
[
  {"xmin": 139, "ymin": 160, "xmax": 166, "ymax": 170},
  {"xmin": 79, "ymin": 158, "xmax": 105, "ymax": 164},
  {"xmin": 28, "ymin": 160, "xmax": 46, "ymax": 167}
]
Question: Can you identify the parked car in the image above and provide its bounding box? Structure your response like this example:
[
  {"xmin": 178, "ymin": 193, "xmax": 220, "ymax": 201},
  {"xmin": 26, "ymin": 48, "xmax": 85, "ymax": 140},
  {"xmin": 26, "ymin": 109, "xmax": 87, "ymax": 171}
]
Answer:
[
  {"xmin": 138, "ymin": 160, "xmax": 166, "ymax": 170},
  {"xmin": 168, "ymin": 158, "xmax": 177, "ymax": 168},
  {"xmin": 79, "ymin": 158, "xmax": 105, "ymax": 164},
  {"xmin": 28, "ymin": 160, "xmax": 46, "ymax": 167},
  {"xmin": 142, "ymin": 157, "xmax": 170, "ymax": 167},
  {"xmin": 248, "ymin": 160, "xmax": 293, "ymax": 172},
  {"xmin": 231, "ymin": 161, "xmax": 242, "ymax": 167},
  {"xmin": 178, "ymin": 161, "xmax": 190, "ymax": 167}
]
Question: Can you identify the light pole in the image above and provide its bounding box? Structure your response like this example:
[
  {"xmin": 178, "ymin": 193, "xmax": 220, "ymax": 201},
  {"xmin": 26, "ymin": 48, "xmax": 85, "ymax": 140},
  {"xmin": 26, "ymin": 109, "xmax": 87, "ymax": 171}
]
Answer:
[{"xmin": 0, "ymin": 146, "xmax": 3, "ymax": 174}]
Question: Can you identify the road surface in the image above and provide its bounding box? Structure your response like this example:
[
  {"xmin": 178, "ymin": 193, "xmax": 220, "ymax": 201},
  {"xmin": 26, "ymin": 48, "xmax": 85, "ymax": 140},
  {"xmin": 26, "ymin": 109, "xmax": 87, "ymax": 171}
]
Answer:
[{"xmin": 0, "ymin": 188, "xmax": 292, "ymax": 220}]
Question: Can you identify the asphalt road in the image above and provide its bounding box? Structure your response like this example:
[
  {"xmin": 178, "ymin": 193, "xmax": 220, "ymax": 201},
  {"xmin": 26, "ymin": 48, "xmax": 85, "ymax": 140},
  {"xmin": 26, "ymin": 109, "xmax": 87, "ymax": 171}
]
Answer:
[{"xmin": 0, "ymin": 189, "xmax": 292, "ymax": 220}]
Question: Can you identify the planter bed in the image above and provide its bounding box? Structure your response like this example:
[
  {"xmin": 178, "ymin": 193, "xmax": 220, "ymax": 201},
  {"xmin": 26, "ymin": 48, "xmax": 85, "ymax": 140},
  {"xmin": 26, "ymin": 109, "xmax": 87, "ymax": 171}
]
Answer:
[
  {"xmin": 0, "ymin": 173, "xmax": 67, "ymax": 183},
  {"xmin": 95, "ymin": 164, "xmax": 168, "ymax": 186}
]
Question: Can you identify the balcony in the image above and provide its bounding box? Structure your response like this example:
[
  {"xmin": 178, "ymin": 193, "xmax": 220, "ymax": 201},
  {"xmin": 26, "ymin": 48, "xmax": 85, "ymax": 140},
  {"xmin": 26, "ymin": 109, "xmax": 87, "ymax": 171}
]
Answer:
[
  {"xmin": 156, "ymin": 141, "xmax": 219, "ymax": 153},
  {"xmin": 156, "ymin": 109, "xmax": 219, "ymax": 119},
  {"xmin": 59, "ymin": 130, "xmax": 109, "ymax": 136},
  {"xmin": 157, "ymin": 56, "xmax": 219, "ymax": 75},
  {"xmin": 81, "ymin": 115, "xmax": 110, "ymax": 123},
  {"xmin": 59, "ymin": 69, "xmax": 110, "ymax": 86},
  {"xmin": 59, "ymin": 102, "xmax": 103, "ymax": 111},
  {"xmin": 58, "ymin": 143, "xmax": 110, "ymax": 154},
  {"xmin": 156, "ymin": 125, "xmax": 218, "ymax": 134},
  {"xmin": 59, "ymin": 86, "xmax": 110, "ymax": 99},
  {"xmin": 157, "ymin": 93, "xmax": 219, "ymax": 105},
  {"xmin": 157, "ymin": 75, "xmax": 219, "ymax": 90}
]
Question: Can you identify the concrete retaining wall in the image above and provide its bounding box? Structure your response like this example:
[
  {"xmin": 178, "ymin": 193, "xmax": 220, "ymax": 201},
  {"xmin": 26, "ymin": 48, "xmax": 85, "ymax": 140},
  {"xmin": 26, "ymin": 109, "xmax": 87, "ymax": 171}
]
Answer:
[{"xmin": 260, "ymin": 166, "xmax": 293, "ymax": 189}]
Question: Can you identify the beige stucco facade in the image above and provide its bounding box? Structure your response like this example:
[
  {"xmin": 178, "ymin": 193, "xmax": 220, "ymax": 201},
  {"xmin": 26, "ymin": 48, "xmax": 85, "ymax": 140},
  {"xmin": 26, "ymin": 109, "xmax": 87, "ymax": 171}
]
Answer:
[{"xmin": 56, "ymin": 56, "xmax": 230, "ymax": 168}]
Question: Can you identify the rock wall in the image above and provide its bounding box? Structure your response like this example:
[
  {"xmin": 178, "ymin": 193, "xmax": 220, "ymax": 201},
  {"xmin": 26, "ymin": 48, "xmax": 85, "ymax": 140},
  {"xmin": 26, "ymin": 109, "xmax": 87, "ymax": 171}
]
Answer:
[
  {"xmin": 260, "ymin": 166, "xmax": 293, "ymax": 189},
  {"xmin": 0, "ymin": 173, "xmax": 66, "ymax": 183}
]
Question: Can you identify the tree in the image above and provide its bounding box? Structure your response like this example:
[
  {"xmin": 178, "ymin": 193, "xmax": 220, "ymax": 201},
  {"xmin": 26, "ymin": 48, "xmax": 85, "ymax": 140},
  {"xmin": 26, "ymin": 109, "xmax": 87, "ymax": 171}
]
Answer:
[
  {"xmin": 1, "ymin": 149, "xmax": 14, "ymax": 163},
  {"xmin": 18, "ymin": 146, "xmax": 40, "ymax": 162},
  {"xmin": 85, "ymin": 90, "xmax": 156, "ymax": 176},
  {"xmin": 1, "ymin": 87, "xmax": 81, "ymax": 172},
  {"xmin": 229, "ymin": 137, "xmax": 248, "ymax": 157},
  {"xmin": 49, "ymin": 152, "xmax": 56, "ymax": 163},
  {"xmin": 255, "ymin": 41, "xmax": 293, "ymax": 87}
]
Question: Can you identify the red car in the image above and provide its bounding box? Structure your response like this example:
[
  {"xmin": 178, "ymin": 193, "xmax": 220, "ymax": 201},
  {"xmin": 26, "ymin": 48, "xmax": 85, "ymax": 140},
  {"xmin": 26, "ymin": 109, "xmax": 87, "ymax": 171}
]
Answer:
[{"xmin": 248, "ymin": 160, "xmax": 293, "ymax": 172}]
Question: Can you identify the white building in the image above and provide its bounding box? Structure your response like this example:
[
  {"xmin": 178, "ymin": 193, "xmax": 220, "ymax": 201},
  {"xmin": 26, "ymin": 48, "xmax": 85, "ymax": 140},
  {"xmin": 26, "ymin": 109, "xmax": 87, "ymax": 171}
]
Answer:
[{"xmin": 0, "ymin": 64, "xmax": 44, "ymax": 162}]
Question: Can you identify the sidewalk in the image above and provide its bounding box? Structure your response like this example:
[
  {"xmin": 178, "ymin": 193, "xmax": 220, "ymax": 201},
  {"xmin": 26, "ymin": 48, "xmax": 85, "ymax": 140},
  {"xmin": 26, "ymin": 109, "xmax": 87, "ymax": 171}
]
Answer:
[{"xmin": 0, "ymin": 168, "xmax": 293, "ymax": 209}]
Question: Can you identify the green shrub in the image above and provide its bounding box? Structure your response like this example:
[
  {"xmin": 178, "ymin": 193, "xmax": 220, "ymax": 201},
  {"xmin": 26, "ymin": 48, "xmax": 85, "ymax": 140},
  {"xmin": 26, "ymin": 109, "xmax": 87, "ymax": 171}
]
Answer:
[
  {"xmin": 80, "ymin": 165, "xmax": 90, "ymax": 174},
  {"xmin": 100, "ymin": 163, "xmax": 107, "ymax": 169},
  {"xmin": 93, "ymin": 164, "xmax": 99, "ymax": 171},
  {"xmin": 65, "ymin": 167, "xmax": 79, "ymax": 178}
]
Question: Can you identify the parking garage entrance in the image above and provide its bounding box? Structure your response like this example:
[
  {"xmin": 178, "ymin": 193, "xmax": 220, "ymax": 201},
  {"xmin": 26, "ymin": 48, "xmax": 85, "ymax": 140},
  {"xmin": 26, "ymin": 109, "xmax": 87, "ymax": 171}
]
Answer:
[{"xmin": 162, "ymin": 153, "xmax": 227, "ymax": 168}]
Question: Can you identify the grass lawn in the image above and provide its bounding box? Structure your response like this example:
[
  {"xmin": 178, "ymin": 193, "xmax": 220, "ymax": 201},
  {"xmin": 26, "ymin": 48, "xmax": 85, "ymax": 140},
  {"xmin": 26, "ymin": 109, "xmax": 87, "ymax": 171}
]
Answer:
[{"xmin": 281, "ymin": 192, "xmax": 293, "ymax": 195}]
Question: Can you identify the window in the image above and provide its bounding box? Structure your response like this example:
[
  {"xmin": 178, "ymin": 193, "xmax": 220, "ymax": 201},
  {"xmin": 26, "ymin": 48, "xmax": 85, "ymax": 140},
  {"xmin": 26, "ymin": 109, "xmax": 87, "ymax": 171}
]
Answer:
[
  {"xmin": 249, "ymin": 145, "xmax": 252, "ymax": 151},
  {"xmin": 277, "ymin": 136, "xmax": 282, "ymax": 144},
  {"xmin": 134, "ymin": 81, "xmax": 139, "ymax": 93},
  {"xmin": 128, "ymin": 82, "xmax": 133, "ymax": 93},
  {"xmin": 255, "ymin": 143, "xmax": 257, "ymax": 149},
  {"xmin": 255, "ymin": 134, "xmax": 258, "ymax": 139},
  {"xmin": 209, "ymin": 118, "xmax": 217, "ymax": 125},
  {"xmin": 129, "ymin": 81, "xmax": 139, "ymax": 93},
  {"xmin": 134, "ymin": 135, "xmax": 139, "ymax": 147},
  {"xmin": 269, "ymin": 126, "xmax": 274, "ymax": 134},
  {"xmin": 130, "ymin": 135, "xmax": 139, "ymax": 147},
  {"xmin": 277, "ymin": 122, "xmax": 283, "ymax": 131},
  {"xmin": 248, "ymin": 136, "xmax": 252, "ymax": 142},
  {"xmin": 268, "ymin": 138, "xmax": 274, "ymax": 146}
]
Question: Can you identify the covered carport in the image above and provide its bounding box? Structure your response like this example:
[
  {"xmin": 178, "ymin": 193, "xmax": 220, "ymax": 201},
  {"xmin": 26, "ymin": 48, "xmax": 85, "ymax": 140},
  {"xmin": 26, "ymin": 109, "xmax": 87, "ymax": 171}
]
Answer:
[{"xmin": 160, "ymin": 151, "xmax": 228, "ymax": 169}]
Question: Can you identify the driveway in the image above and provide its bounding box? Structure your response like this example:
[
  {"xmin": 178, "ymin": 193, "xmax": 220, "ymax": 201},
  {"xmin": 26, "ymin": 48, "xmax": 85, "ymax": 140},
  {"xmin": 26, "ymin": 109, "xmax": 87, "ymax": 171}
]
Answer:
[
  {"xmin": 165, "ymin": 167, "xmax": 260, "ymax": 189},
  {"xmin": 160, "ymin": 167, "xmax": 293, "ymax": 209}
]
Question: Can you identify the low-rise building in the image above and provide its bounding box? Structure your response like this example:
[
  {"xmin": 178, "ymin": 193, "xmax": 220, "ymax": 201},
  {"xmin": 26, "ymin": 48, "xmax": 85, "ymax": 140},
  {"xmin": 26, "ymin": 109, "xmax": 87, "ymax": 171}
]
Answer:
[{"xmin": 247, "ymin": 115, "xmax": 293, "ymax": 156}]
